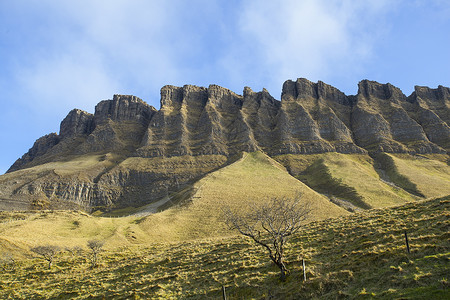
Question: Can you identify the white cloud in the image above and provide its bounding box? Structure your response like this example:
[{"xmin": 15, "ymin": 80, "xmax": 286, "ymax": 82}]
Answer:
[
  {"xmin": 12, "ymin": 0, "xmax": 188, "ymax": 114},
  {"xmin": 219, "ymin": 0, "xmax": 393, "ymax": 96},
  {"xmin": 9, "ymin": 0, "xmax": 396, "ymax": 115},
  {"xmin": 17, "ymin": 45, "xmax": 118, "ymax": 112}
]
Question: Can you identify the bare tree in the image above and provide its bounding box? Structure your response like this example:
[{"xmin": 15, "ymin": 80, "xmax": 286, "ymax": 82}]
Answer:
[
  {"xmin": 30, "ymin": 245, "xmax": 60, "ymax": 269},
  {"xmin": 87, "ymin": 240, "xmax": 104, "ymax": 267},
  {"xmin": 65, "ymin": 246, "xmax": 83, "ymax": 257},
  {"xmin": 223, "ymin": 195, "xmax": 311, "ymax": 281}
]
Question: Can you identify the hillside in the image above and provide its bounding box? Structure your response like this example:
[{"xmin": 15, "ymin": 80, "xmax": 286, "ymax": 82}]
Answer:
[
  {"xmin": 0, "ymin": 196, "xmax": 448, "ymax": 299},
  {"xmin": 94, "ymin": 151, "xmax": 348, "ymax": 242},
  {"xmin": 2, "ymin": 150, "xmax": 448, "ymax": 246},
  {"xmin": 0, "ymin": 78, "xmax": 449, "ymax": 212},
  {"xmin": 0, "ymin": 151, "xmax": 347, "ymax": 247}
]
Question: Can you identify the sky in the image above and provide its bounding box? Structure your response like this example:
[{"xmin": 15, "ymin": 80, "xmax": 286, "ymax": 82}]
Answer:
[{"xmin": 0, "ymin": 0, "xmax": 449, "ymax": 174}]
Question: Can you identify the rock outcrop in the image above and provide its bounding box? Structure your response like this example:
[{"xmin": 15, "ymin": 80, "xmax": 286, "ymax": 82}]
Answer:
[
  {"xmin": 274, "ymin": 79, "xmax": 364, "ymax": 154},
  {"xmin": 2, "ymin": 79, "xmax": 449, "ymax": 211},
  {"xmin": 8, "ymin": 95, "xmax": 157, "ymax": 172},
  {"xmin": 7, "ymin": 133, "xmax": 60, "ymax": 173},
  {"xmin": 137, "ymin": 84, "xmax": 259, "ymax": 157},
  {"xmin": 59, "ymin": 109, "xmax": 94, "ymax": 139},
  {"xmin": 352, "ymin": 80, "xmax": 448, "ymax": 153}
]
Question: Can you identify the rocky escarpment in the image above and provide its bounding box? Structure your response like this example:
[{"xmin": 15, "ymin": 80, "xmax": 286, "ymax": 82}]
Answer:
[
  {"xmin": 59, "ymin": 109, "xmax": 94, "ymax": 139},
  {"xmin": 275, "ymin": 79, "xmax": 364, "ymax": 154},
  {"xmin": 352, "ymin": 81, "xmax": 448, "ymax": 153},
  {"xmin": 8, "ymin": 95, "xmax": 157, "ymax": 173},
  {"xmin": 7, "ymin": 133, "xmax": 61, "ymax": 173},
  {"xmin": 2, "ymin": 78, "xmax": 449, "ymax": 211},
  {"xmin": 137, "ymin": 84, "xmax": 260, "ymax": 157},
  {"xmin": 137, "ymin": 79, "xmax": 448, "ymax": 158}
]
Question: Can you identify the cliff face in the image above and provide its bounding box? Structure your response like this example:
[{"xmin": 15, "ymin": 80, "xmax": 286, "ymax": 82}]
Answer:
[
  {"xmin": 352, "ymin": 80, "xmax": 448, "ymax": 153},
  {"xmin": 137, "ymin": 84, "xmax": 260, "ymax": 157},
  {"xmin": 2, "ymin": 79, "xmax": 449, "ymax": 211},
  {"xmin": 7, "ymin": 133, "xmax": 61, "ymax": 173},
  {"xmin": 8, "ymin": 95, "xmax": 157, "ymax": 173},
  {"xmin": 274, "ymin": 79, "xmax": 363, "ymax": 154},
  {"xmin": 136, "ymin": 79, "xmax": 448, "ymax": 158}
]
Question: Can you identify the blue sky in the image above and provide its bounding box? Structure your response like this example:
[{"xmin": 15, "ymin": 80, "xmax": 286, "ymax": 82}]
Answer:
[{"xmin": 0, "ymin": 0, "xmax": 449, "ymax": 174}]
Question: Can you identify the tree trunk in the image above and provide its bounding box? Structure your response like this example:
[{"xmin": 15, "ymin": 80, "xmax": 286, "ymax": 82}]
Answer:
[
  {"xmin": 280, "ymin": 267, "xmax": 287, "ymax": 281},
  {"xmin": 276, "ymin": 260, "xmax": 288, "ymax": 281}
]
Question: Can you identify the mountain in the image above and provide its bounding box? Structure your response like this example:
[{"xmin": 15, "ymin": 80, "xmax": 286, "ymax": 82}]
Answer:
[{"xmin": 0, "ymin": 78, "xmax": 449, "ymax": 212}]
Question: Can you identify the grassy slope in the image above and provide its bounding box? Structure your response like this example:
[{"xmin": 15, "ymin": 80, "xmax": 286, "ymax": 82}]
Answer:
[
  {"xmin": 321, "ymin": 153, "xmax": 417, "ymax": 207},
  {"xmin": 387, "ymin": 154, "xmax": 450, "ymax": 198},
  {"xmin": 0, "ymin": 153, "xmax": 123, "ymax": 181},
  {"xmin": 0, "ymin": 151, "xmax": 448, "ymax": 298},
  {"xmin": 275, "ymin": 153, "xmax": 441, "ymax": 209},
  {"xmin": 0, "ymin": 196, "xmax": 448, "ymax": 299},
  {"xmin": 0, "ymin": 151, "xmax": 347, "ymax": 251},
  {"xmin": 123, "ymin": 151, "xmax": 348, "ymax": 242},
  {"xmin": 0, "ymin": 211, "xmax": 137, "ymax": 254}
]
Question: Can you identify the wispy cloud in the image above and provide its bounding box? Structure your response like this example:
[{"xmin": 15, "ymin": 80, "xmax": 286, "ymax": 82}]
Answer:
[
  {"xmin": 1, "ymin": 0, "xmax": 449, "ymax": 174},
  {"xmin": 8, "ymin": 0, "xmax": 182, "ymax": 112},
  {"xmin": 4, "ymin": 0, "xmax": 394, "ymax": 114},
  {"xmin": 219, "ymin": 0, "xmax": 392, "ymax": 96},
  {"xmin": 7, "ymin": 0, "xmax": 240, "ymax": 111},
  {"xmin": 16, "ymin": 45, "xmax": 118, "ymax": 111}
]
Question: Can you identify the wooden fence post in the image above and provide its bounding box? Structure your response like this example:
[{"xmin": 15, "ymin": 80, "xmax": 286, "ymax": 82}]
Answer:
[
  {"xmin": 222, "ymin": 285, "xmax": 227, "ymax": 300},
  {"xmin": 302, "ymin": 259, "xmax": 307, "ymax": 281},
  {"xmin": 404, "ymin": 231, "xmax": 410, "ymax": 254}
]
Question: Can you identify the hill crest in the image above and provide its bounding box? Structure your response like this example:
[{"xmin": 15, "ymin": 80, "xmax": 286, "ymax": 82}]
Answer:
[
  {"xmin": 1, "ymin": 78, "xmax": 449, "ymax": 212},
  {"xmin": 9, "ymin": 78, "xmax": 450, "ymax": 173}
]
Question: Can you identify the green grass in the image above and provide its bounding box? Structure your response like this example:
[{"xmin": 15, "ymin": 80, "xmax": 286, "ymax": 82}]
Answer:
[
  {"xmin": 374, "ymin": 152, "xmax": 424, "ymax": 196},
  {"xmin": 298, "ymin": 157, "xmax": 370, "ymax": 209},
  {"xmin": 0, "ymin": 152, "xmax": 347, "ymax": 249},
  {"xmin": 382, "ymin": 153, "xmax": 450, "ymax": 198},
  {"xmin": 276, "ymin": 153, "xmax": 419, "ymax": 209},
  {"xmin": 0, "ymin": 196, "xmax": 448, "ymax": 299},
  {"xmin": 136, "ymin": 151, "xmax": 348, "ymax": 242},
  {"xmin": 0, "ymin": 151, "xmax": 448, "ymax": 298}
]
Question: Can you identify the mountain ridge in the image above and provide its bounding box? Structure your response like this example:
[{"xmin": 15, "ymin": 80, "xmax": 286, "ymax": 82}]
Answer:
[
  {"xmin": 1, "ymin": 78, "xmax": 449, "ymax": 212},
  {"xmin": 8, "ymin": 78, "xmax": 450, "ymax": 173}
]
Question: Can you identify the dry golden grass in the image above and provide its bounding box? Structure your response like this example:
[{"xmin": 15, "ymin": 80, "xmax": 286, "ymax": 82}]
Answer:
[
  {"xmin": 2, "ymin": 150, "xmax": 448, "ymax": 250},
  {"xmin": 0, "ymin": 211, "xmax": 138, "ymax": 253},
  {"xmin": 277, "ymin": 153, "xmax": 418, "ymax": 209},
  {"xmin": 0, "ymin": 153, "xmax": 122, "ymax": 184},
  {"xmin": 0, "ymin": 151, "xmax": 347, "ymax": 252},
  {"xmin": 117, "ymin": 154, "xmax": 227, "ymax": 174},
  {"xmin": 388, "ymin": 154, "xmax": 450, "ymax": 198},
  {"xmin": 322, "ymin": 153, "xmax": 417, "ymax": 207},
  {"xmin": 0, "ymin": 196, "xmax": 448, "ymax": 299},
  {"xmin": 138, "ymin": 151, "xmax": 348, "ymax": 242}
]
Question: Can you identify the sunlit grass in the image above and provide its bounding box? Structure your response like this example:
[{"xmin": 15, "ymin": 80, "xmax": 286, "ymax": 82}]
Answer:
[
  {"xmin": 137, "ymin": 151, "xmax": 348, "ymax": 242},
  {"xmin": 0, "ymin": 151, "xmax": 449, "ymax": 298},
  {"xmin": 0, "ymin": 196, "xmax": 448, "ymax": 299},
  {"xmin": 275, "ymin": 152, "xmax": 450, "ymax": 209},
  {"xmin": 388, "ymin": 153, "xmax": 450, "ymax": 198}
]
